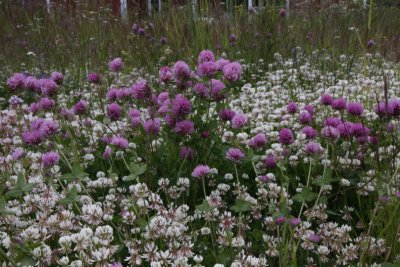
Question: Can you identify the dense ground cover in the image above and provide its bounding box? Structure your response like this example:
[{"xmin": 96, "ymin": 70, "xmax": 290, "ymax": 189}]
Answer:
[{"xmin": 1, "ymin": 1, "xmax": 400, "ymax": 267}]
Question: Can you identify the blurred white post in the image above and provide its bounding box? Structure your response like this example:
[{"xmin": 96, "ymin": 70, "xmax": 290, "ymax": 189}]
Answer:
[
  {"xmin": 120, "ymin": 0, "xmax": 128, "ymax": 22},
  {"xmin": 46, "ymin": 0, "xmax": 50, "ymax": 13},
  {"xmin": 192, "ymin": 0, "xmax": 198, "ymax": 18},
  {"xmin": 286, "ymin": 0, "xmax": 290, "ymax": 16},
  {"xmin": 148, "ymin": 0, "xmax": 152, "ymax": 16},
  {"xmin": 158, "ymin": 0, "xmax": 162, "ymax": 14},
  {"xmin": 248, "ymin": 0, "xmax": 253, "ymax": 10},
  {"xmin": 363, "ymin": 0, "xmax": 367, "ymax": 7}
]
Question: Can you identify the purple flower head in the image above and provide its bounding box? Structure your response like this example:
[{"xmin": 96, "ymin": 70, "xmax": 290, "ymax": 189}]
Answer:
[
  {"xmin": 7, "ymin": 73, "xmax": 25, "ymax": 91},
  {"xmin": 279, "ymin": 8, "xmax": 286, "ymax": 17},
  {"xmin": 388, "ymin": 99, "xmax": 400, "ymax": 117},
  {"xmin": 160, "ymin": 36, "xmax": 167, "ymax": 45},
  {"xmin": 387, "ymin": 123, "xmax": 395, "ymax": 133},
  {"xmin": 173, "ymin": 61, "xmax": 191, "ymax": 81},
  {"xmin": 222, "ymin": 62, "xmax": 242, "ymax": 82},
  {"xmin": 197, "ymin": 61, "xmax": 218, "ymax": 77},
  {"xmin": 324, "ymin": 117, "xmax": 342, "ymax": 127},
  {"xmin": 226, "ymin": 148, "xmax": 245, "ymax": 163},
  {"xmin": 320, "ymin": 94, "xmax": 333, "ymax": 106},
  {"xmin": 38, "ymin": 120, "xmax": 59, "ymax": 138},
  {"xmin": 12, "ymin": 147, "xmax": 24, "ymax": 161},
  {"xmin": 346, "ymin": 102, "xmax": 364, "ymax": 116},
  {"xmin": 306, "ymin": 233, "xmax": 321, "ymax": 243},
  {"xmin": 194, "ymin": 83, "xmax": 209, "ymax": 97},
  {"xmin": 350, "ymin": 123, "xmax": 370, "ymax": 137},
  {"xmin": 109, "ymin": 262, "xmax": 123, "ymax": 267},
  {"xmin": 305, "ymin": 141, "xmax": 323, "ymax": 155},
  {"xmin": 102, "ymin": 147, "xmax": 112, "ymax": 159},
  {"xmin": 107, "ymin": 103, "xmax": 122, "ymax": 121},
  {"xmin": 321, "ymin": 126, "xmax": 340, "ymax": 140},
  {"xmin": 38, "ymin": 97, "xmax": 55, "ymax": 111},
  {"xmin": 375, "ymin": 102, "xmax": 389, "ymax": 117},
  {"xmin": 132, "ymin": 23, "xmax": 139, "ymax": 33},
  {"xmin": 42, "ymin": 151, "xmax": 60, "ymax": 168},
  {"xmin": 88, "ymin": 73, "xmax": 100, "ymax": 84},
  {"xmin": 287, "ymin": 101, "xmax": 298, "ymax": 114},
  {"xmin": 210, "ymin": 79, "xmax": 226, "ymax": 101},
  {"xmin": 228, "ymin": 33, "xmax": 237, "ymax": 45},
  {"xmin": 138, "ymin": 28, "xmax": 145, "ymax": 35},
  {"xmin": 132, "ymin": 79, "xmax": 150, "ymax": 100},
  {"xmin": 299, "ymin": 111, "xmax": 312, "ymax": 124},
  {"xmin": 72, "ymin": 100, "xmax": 88, "ymax": 115},
  {"xmin": 181, "ymin": 146, "xmax": 194, "ymax": 160},
  {"xmin": 289, "ymin": 217, "xmax": 301, "ymax": 226},
  {"xmin": 275, "ymin": 216, "xmax": 286, "ymax": 225},
  {"xmin": 50, "ymin": 71, "xmax": 64, "ymax": 84},
  {"xmin": 337, "ymin": 122, "xmax": 354, "ymax": 138},
  {"xmin": 260, "ymin": 174, "xmax": 273, "ymax": 183},
  {"xmin": 231, "ymin": 113, "xmax": 248, "ymax": 129},
  {"xmin": 109, "ymin": 57, "xmax": 124, "ymax": 72},
  {"xmin": 198, "ymin": 49, "xmax": 215, "ymax": 64},
  {"xmin": 192, "ymin": 164, "xmax": 211, "ymax": 178},
  {"xmin": 24, "ymin": 76, "xmax": 40, "ymax": 91},
  {"xmin": 331, "ymin": 97, "xmax": 347, "ymax": 110},
  {"xmin": 264, "ymin": 155, "xmax": 277, "ymax": 168},
  {"xmin": 367, "ymin": 39, "xmax": 376, "ymax": 48},
  {"xmin": 30, "ymin": 103, "xmax": 39, "ymax": 113},
  {"xmin": 157, "ymin": 92, "xmax": 170, "ymax": 105},
  {"xmin": 106, "ymin": 88, "xmax": 119, "ymax": 102},
  {"xmin": 128, "ymin": 108, "xmax": 141, "ymax": 119},
  {"xmin": 174, "ymin": 120, "xmax": 195, "ymax": 136},
  {"xmin": 216, "ymin": 58, "xmax": 230, "ymax": 70},
  {"xmin": 304, "ymin": 105, "xmax": 315, "ymax": 116},
  {"xmin": 39, "ymin": 79, "xmax": 57, "ymax": 96},
  {"xmin": 23, "ymin": 130, "xmax": 42, "ymax": 145},
  {"xmin": 201, "ymin": 130, "xmax": 209, "ymax": 138},
  {"xmin": 159, "ymin": 66, "xmax": 173, "ymax": 83},
  {"xmin": 143, "ymin": 118, "xmax": 161, "ymax": 135},
  {"xmin": 219, "ymin": 109, "xmax": 236, "ymax": 121},
  {"xmin": 279, "ymin": 128, "xmax": 294, "ymax": 145},
  {"xmin": 111, "ymin": 136, "xmax": 129, "ymax": 149},
  {"xmin": 172, "ymin": 94, "xmax": 192, "ymax": 118},
  {"xmin": 248, "ymin": 133, "xmax": 267, "ymax": 149}
]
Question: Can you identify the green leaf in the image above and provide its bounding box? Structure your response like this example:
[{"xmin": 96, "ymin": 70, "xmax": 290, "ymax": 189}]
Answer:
[
  {"xmin": 136, "ymin": 164, "xmax": 147, "ymax": 175},
  {"xmin": 124, "ymin": 174, "xmax": 138, "ymax": 182},
  {"xmin": 231, "ymin": 199, "xmax": 252, "ymax": 213},
  {"xmin": 136, "ymin": 218, "xmax": 148, "ymax": 231},
  {"xmin": 196, "ymin": 200, "xmax": 213, "ymax": 213},
  {"xmin": 292, "ymin": 188, "xmax": 318, "ymax": 203},
  {"xmin": 59, "ymin": 187, "xmax": 79, "ymax": 205},
  {"xmin": 0, "ymin": 197, "xmax": 15, "ymax": 215}
]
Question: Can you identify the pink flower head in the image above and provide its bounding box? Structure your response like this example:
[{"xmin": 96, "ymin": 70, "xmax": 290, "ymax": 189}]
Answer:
[
  {"xmin": 174, "ymin": 120, "xmax": 195, "ymax": 136},
  {"xmin": 331, "ymin": 97, "xmax": 347, "ymax": 110},
  {"xmin": 39, "ymin": 79, "xmax": 57, "ymax": 96},
  {"xmin": 109, "ymin": 57, "xmax": 124, "ymax": 72},
  {"xmin": 346, "ymin": 102, "xmax": 364, "ymax": 116},
  {"xmin": 279, "ymin": 8, "xmax": 286, "ymax": 17},
  {"xmin": 287, "ymin": 101, "xmax": 298, "ymax": 114},
  {"xmin": 320, "ymin": 94, "xmax": 333, "ymax": 106},
  {"xmin": 248, "ymin": 133, "xmax": 267, "ymax": 149},
  {"xmin": 226, "ymin": 148, "xmax": 245, "ymax": 163},
  {"xmin": 88, "ymin": 72, "xmax": 100, "ymax": 84},
  {"xmin": 279, "ymin": 128, "xmax": 294, "ymax": 145},
  {"xmin": 107, "ymin": 103, "xmax": 122, "ymax": 121},
  {"xmin": 210, "ymin": 79, "xmax": 226, "ymax": 101},
  {"xmin": 192, "ymin": 164, "xmax": 211, "ymax": 178},
  {"xmin": 172, "ymin": 94, "xmax": 192, "ymax": 118},
  {"xmin": 111, "ymin": 136, "xmax": 129, "ymax": 149},
  {"xmin": 197, "ymin": 61, "xmax": 218, "ymax": 77},
  {"xmin": 143, "ymin": 118, "xmax": 161, "ymax": 135},
  {"xmin": 159, "ymin": 66, "xmax": 173, "ymax": 83},
  {"xmin": 305, "ymin": 141, "xmax": 323, "ymax": 155},
  {"xmin": 222, "ymin": 62, "xmax": 242, "ymax": 82},
  {"xmin": 198, "ymin": 49, "xmax": 215, "ymax": 64},
  {"xmin": 50, "ymin": 71, "xmax": 64, "ymax": 84},
  {"xmin": 219, "ymin": 109, "xmax": 236, "ymax": 121},
  {"xmin": 7, "ymin": 73, "xmax": 25, "ymax": 91},
  {"xmin": 231, "ymin": 113, "xmax": 248, "ymax": 129},
  {"xmin": 131, "ymin": 79, "xmax": 150, "ymax": 100},
  {"xmin": 173, "ymin": 61, "xmax": 191, "ymax": 81},
  {"xmin": 72, "ymin": 100, "xmax": 88, "ymax": 115},
  {"xmin": 42, "ymin": 151, "xmax": 60, "ymax": 168}
]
